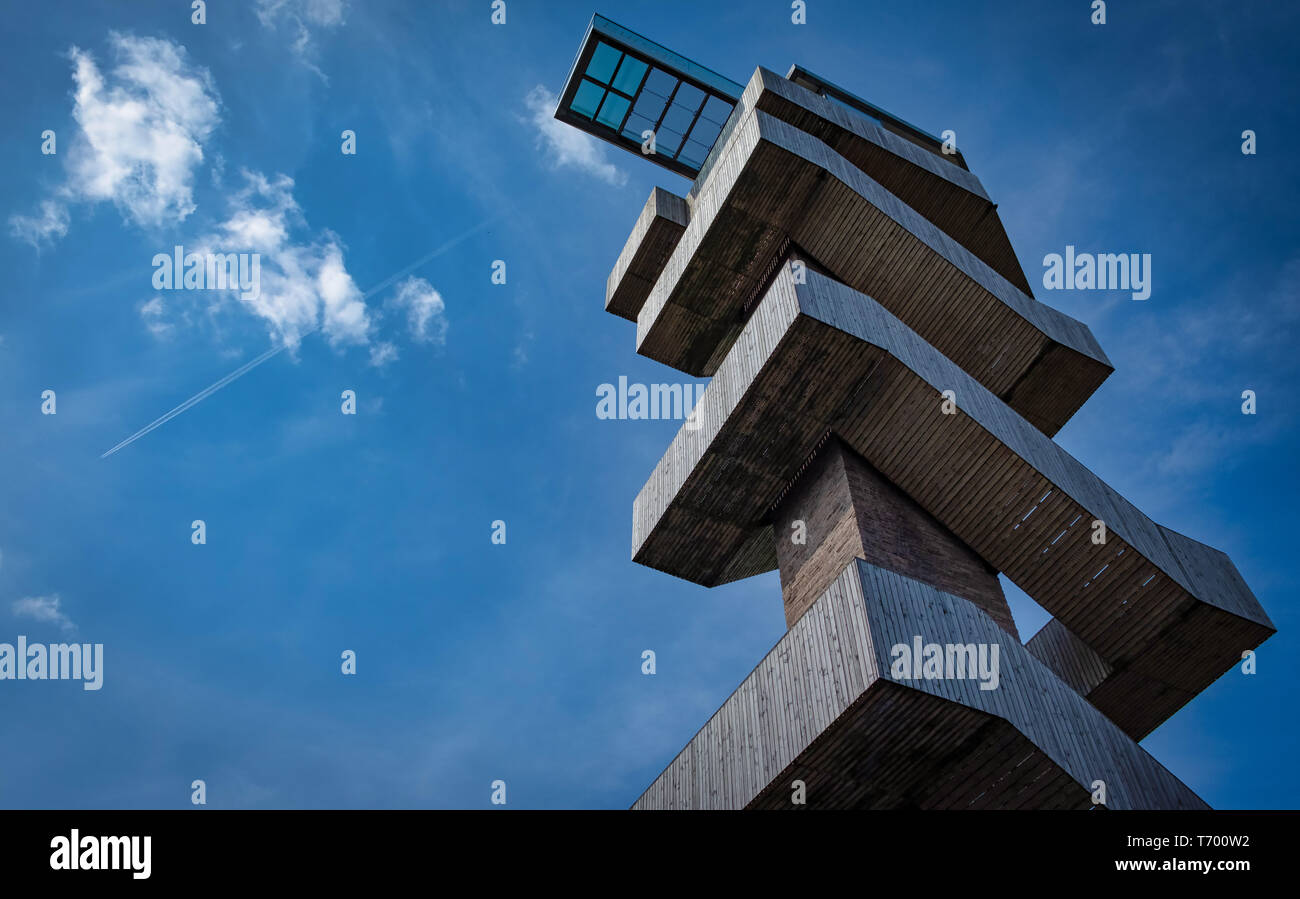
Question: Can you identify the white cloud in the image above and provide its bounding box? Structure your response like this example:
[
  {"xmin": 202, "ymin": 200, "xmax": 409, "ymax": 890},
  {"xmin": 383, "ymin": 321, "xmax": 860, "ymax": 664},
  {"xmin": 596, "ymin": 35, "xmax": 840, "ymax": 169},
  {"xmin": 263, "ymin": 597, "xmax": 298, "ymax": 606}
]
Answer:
[
  {"xmin": 369, "ymin": 341, "xmax": 398, "ymax": 367},
  {"xmin": 139, "ymin": 296, "xmax": 174, "ymax": 339},
  {"xmin": 12, "ymin": 595, "xmax": 76, "ymax": 633},
  {"xmin": 390, "ymin": 276, "xmax": 448, "ymax": 345},
  {"xmin": 524, "ymin": 85, "xmax": 627, "ymax": 187},
  {"xmin": 9, "ymin": 200, "xmax": 69, "ymax": 247},
  {"xmin": 198, "ymin": 170, "xmax": 370, "ymax": 349},
  {"xmin": 255, "ymin": 0, "xmax": 347, "ymax": 29},
  {"xmin": 255, "ymin": 0, "xmax": 347, "ymax": 82},
  {"xmin": 9, "ymin": 29, "xmax": 438, "ymax": 369},
  {"xmin": 10, "ymin": 33, "xmax": 220, "ymax": 245}
]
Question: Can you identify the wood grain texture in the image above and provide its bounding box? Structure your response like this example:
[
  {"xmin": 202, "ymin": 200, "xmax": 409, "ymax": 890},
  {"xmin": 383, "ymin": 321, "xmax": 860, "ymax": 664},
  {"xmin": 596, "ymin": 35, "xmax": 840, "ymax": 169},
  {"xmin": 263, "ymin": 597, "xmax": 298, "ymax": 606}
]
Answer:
[
  {"xmin": 631, "ymin": 262, "xmax": 1275, "ymax": 738},
  {"xmin": 634, "ymin": 107, "xmax": 1111, "ymax": 436},
  {"xmin": 605, "ymin": 187, "xmax": 689, "ymax": 321},
  {"xmin": 633, "ymin": 559, "xmax": 1208, "ymax": 810},
  {"xmin": 690, "ymin": 66, "xmax": 1034, "ymax": 295}
]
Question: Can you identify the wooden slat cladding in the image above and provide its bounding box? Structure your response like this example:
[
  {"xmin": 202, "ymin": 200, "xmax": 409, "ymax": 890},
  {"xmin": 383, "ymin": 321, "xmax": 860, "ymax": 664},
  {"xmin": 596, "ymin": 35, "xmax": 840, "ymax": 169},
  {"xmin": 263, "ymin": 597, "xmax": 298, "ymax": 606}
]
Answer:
[
  {"xmin": 605, "ymin": 187, "xmax": 689, "ymax": 321},
  {"xmin": 732, "ymin": 67, "xmax": 1033, "ymax": 295},
  {"xmin": 631, "ymin": 264, "xmax": 1275, "ymax": 738},
  {"xmin": 1026, "ymin": 618, "xmax": 1113, "ymax": 697},
  {"xmin": 633, "ymin": 560, "xmax": 1207, "ymax": 810},
  {"xmin": 635, "ymin": 108, "xmax": 1111, "ymax": 436}
]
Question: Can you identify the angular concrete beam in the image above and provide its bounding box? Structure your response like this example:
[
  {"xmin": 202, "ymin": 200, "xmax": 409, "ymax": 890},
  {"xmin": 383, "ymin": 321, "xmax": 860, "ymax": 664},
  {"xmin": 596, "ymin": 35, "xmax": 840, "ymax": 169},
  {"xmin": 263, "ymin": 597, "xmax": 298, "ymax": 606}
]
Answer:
[
  {"xmin": 691, "ymin": 67, "xmax": 1033, "ymax": 295},
  {"xmin": 1026, "ymin": 617, "xmax": 1113, "ymax": 698},
  {"xmin": 635, "ymin": 108, "xmax": 1111, "ymax": 436},
  {"xmin": 631, "ymin": 263, "xmax": 1274, "ymax": 737},
  {"xmin": 633, "ymin": 560, "xmax": 1208, "ymax": 810},
  {"xmin": 605, "ymin": 187, "xmax": 689, "ymax": 321},
  {"xmin": 1026, "ymin": 527, "xmax": 1264, "ymax": 736}
]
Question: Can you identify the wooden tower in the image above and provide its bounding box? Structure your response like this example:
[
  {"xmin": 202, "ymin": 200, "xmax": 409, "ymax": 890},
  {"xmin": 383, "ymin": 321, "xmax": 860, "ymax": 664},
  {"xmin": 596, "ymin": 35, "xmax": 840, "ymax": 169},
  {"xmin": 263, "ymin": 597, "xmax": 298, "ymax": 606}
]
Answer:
[{"xmin": 555, "ymin": 15, "xmax": 1275, "ymax": 809}]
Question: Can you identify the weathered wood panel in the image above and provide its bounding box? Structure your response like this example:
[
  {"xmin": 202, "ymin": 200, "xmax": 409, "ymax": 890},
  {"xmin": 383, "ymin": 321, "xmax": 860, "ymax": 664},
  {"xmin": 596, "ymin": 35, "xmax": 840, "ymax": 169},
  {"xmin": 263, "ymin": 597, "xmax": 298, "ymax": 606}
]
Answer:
[
  {"xmin": 690, "ymin": 66, "xmax": 1034, "ymax": 295},
  {"xmin": 634, "ymin": 107, "xmax": 1111, "ymax": 436},
  {"xmin": 605, "ymin": 187, "xmax": 689, "ymax": 321},
  {"xmin": 631, "ymin": 262, "xmax": 1274, "ymax": 737},
  {"xmin": 1026, "ymin": 617, "xmax": 1112, "ymax": 698},
  {"xmin": 633, "ymin": 560, "xmax": 1207, "ymax": 810}
]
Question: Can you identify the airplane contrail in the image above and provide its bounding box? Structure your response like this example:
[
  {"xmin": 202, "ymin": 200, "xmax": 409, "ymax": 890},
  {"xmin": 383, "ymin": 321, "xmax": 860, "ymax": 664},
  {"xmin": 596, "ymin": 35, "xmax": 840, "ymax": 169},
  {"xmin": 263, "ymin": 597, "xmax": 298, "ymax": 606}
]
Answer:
[{"xmin": 101, "ymin": 218, "xmax": 496, "ymax": 459}]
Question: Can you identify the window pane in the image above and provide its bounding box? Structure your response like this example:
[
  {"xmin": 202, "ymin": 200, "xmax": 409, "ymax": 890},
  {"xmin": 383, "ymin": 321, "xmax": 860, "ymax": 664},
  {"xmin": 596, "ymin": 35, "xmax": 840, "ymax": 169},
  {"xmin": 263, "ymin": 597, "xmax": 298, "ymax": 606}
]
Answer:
[
  {"xmin": 585, "ymin": 42, "xmax": 622, "ymax": 84},
  {"xmin": 642, "ymin": 67, "xmax": 677, "ymax": 98},
  {"xmin": 678, "ymin": 139, "xmax": 711, "ymax": 168},
  {"xmin": 632, "ymin": 90, "xmax": 667, "ymax": 124},
  {"xmin": 596, "ymin": 92, "xmax": 631, "ymax": 128},
  {"xmin": 621, "ymin": 113, "xmax": 656, "ymax": 141},
  {"xmin": 671, "ymin": 82, "xmax": 705, "ymax": 110},
  {"xmin": 700, "ymin": 95, "xmax": 733, "ymax": 126},
  {"xmin": 611, "ymin": 56, "xmax": 648, "ymax": 94},
  {"xmin": 661, "ymin": 102, "xmax": 696, "ymax": 134},
  {"xmin": 570, "ymin": 79, "xmax": 605, "ymax": 119},
  {"xmin": 655, "ymin": 127, "xmax": 683, "ymax": 156},
  {"xmin": 685, "ymin": 116, "xmax": 722, "ymax": 148}
]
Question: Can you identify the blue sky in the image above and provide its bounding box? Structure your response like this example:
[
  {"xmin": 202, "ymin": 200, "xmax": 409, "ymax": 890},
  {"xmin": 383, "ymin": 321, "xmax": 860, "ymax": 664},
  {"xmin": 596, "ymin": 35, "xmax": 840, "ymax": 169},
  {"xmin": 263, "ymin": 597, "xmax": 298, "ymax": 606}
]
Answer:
[{"xmin": 0, "ymin": 0, "xmax": 1296, "ymax": 809}]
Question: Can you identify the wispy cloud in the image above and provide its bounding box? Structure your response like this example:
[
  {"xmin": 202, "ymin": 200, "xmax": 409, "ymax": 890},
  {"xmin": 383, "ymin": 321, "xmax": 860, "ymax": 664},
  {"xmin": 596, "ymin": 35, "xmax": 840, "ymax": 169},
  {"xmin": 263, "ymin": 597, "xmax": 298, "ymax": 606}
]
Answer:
[
  {"xmin": 254, "ymin": 0, "xmax": 347, "ymax": 83},
  {"xmin": 191, "ymin": 169, "xmax": 370, "ymax": 350},
  {"xmin": 10, "ymin": 31, "xmax": 448, "ymax": 365},
  {"xmin": 368, "ymin": 341, "xmax": 398, "ymax": 367},
  {"xmin": 12, "ymin": 595, "xmax": 77, "ymax": 633},
  {"xmin": 1151, "ymin": 417, "xmax": 1281, "ymax": 478},
  {"xmin": 389, "ymin": 276, "xmax": 447, "ymax": 345},
  {"xmin": 9, "ymin": 200, "xmax": 70, "ymax": 247},
  {"xmin": 10, "ymin": 33, "xmax": 220, "ymax": 246},
  {"xmin": 1116, "ymin": 255, "xmax": 1300, "ymax": 401},
  {"xmin": 101, "ymin": 223, "xmax": 491, "ymax": 458},
  {"xmin": 524, "ymin": 86, "xmax": 627, "ymax": 187},
  {"xmin": 139, "ymin": 296, "xmax": 173, "ymax": 339}
]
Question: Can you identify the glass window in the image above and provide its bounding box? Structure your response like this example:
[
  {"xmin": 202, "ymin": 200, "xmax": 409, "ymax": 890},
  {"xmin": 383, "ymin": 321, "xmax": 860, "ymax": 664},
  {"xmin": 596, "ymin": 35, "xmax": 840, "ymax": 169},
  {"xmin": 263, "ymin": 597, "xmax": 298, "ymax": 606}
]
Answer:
[
  {"xmin": 826, "ymin": 92, "xmax": 882, "ymax": 128},
  {"xmin": 585, "ymin": 42, "xmax": 622, "ymax": 84},
  {"xmin": 621, "ymin": 113, "xmax": 656, "ymax": 141},
  {"xmin": 700, "ymin": 96, "xmax": 733, "ymax": 126},
  {"xmin": 685, "ymin": 116, "xmax": 722, "ymax": 148},
  {"xmin": 570, "ymin": 79, "xmax": 605, "ymax": 119},
  {"xmin": 661, "ymin": 102, "xmax": 696, "ymax": 135},
  {"xmin": 678, "ymin": 139, "xmax": 711, "ymax": 168},
  {"xmin": 642, "ymin": 67, "xmax": 677, "ymax": 98},
  {"xmin": 656, "ymin": 127, "xmax": 683, "ymax": 156},
  {"xmin": 596, "ymin": 92, "xmax": 631, "ymax": 129},
  {"xmin": 555, "ymin": 18, "xmax": 747, "ymax": 175},
  {"xmin": 611, "ymin": 56, "xmax": 648, "ymax": 95},
  {"xmin": 671, "ymin": 82, "xmax": 705, "ymax": 111},
  {"xmin": 632, "ymin": 90, "xmax": 667, "ymax": 124}
]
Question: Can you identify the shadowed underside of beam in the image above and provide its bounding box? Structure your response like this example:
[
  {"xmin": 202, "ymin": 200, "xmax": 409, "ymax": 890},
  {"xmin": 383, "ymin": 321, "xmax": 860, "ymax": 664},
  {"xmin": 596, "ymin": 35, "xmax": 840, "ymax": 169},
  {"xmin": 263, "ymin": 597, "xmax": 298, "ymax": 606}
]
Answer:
[
  {"xmin": 633, "ymin": 560, "xmax": 1208, "ymax": 810},
  {"xmin": 555, "ymin": 15, "xmax": 1275, "ymax": 812},
  {"xmin": 704, "ymin": 67, "xmax": 1035, "ymax": 296},
  {"xmin": 631, "ymin": 263, "xmax": 1274, "ymax": 738},
  {"xmin": 631, "ymin": 107, "xmax": 1111, "ymax": 436}
]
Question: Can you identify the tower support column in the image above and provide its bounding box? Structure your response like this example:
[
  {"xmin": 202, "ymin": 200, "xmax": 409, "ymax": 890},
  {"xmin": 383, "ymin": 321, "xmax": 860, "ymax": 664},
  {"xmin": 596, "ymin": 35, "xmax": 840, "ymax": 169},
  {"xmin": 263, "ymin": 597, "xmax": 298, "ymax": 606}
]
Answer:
[{"xmin": 772, "ymin": 436, "xmax": 1017, "ymax": 637}]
